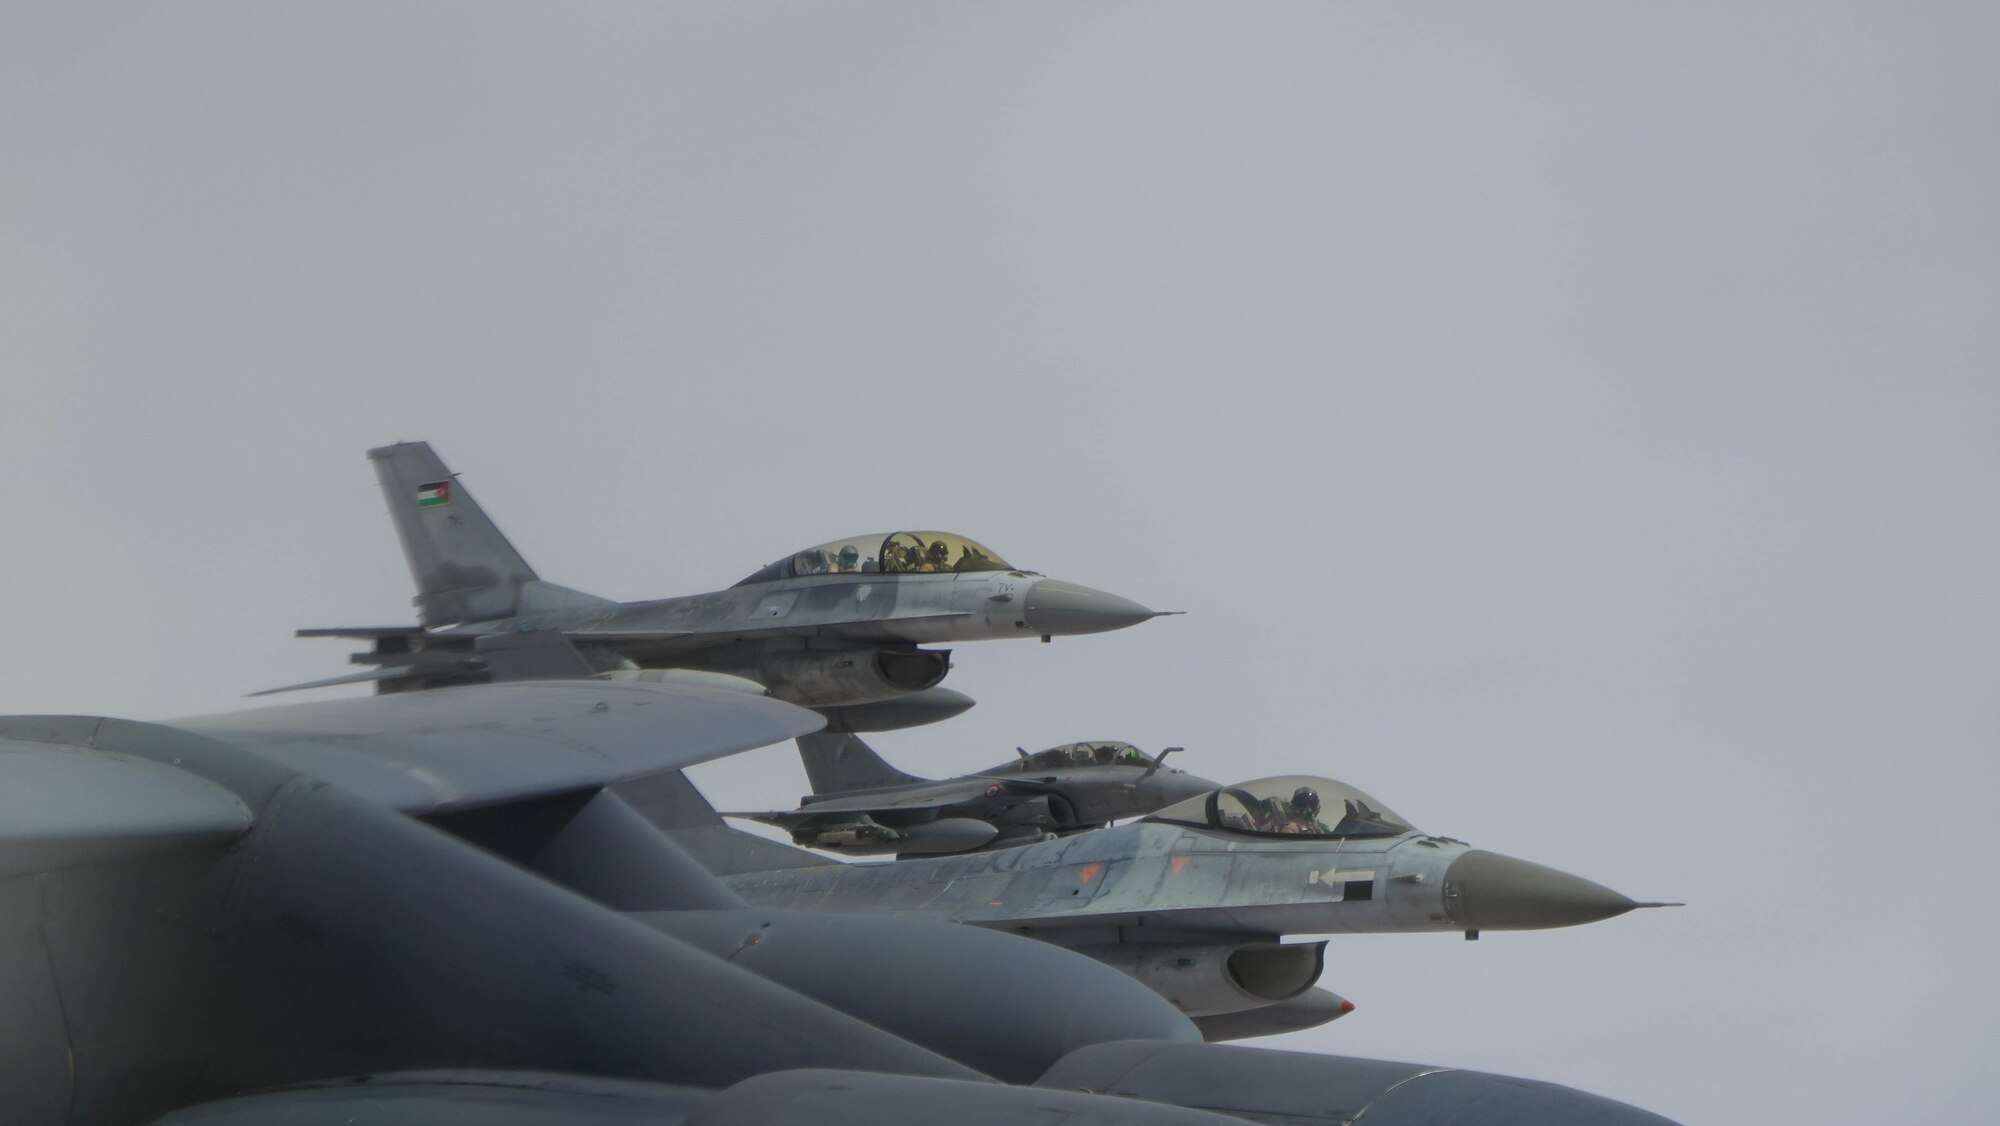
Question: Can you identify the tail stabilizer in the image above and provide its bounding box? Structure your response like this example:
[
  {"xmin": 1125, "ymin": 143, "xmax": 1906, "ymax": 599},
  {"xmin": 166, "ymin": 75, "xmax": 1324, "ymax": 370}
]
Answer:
[
  {"xmin": 368, "ymin": 441, "xmax": 545, "ymax": 626},
  {"xmin": 798, "ymin": 731, "xmax": 925, "ymax": 795}
]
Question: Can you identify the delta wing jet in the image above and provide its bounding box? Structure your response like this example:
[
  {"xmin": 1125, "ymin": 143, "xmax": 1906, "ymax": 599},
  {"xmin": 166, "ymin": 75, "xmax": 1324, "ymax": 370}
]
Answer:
[
  {"xmin": 733, "ymin": 734, "xmax": 1216, "ymax": 856},
  {"xmin": 279, "ymin": 442, "xmax": 1169, "ymax": 731}
]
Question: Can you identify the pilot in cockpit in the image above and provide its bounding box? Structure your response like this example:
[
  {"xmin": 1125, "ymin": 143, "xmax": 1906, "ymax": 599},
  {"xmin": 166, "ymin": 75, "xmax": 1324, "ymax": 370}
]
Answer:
[{"xmin": 1281, "ymin": 787, "xmax": 1328, "ymax": 834}]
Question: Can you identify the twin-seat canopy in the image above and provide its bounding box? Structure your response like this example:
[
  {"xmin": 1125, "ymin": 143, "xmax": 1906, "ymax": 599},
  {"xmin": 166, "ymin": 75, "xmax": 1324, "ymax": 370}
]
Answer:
[
  {"xmin": 1146, "ymin": 775, "xmax": 1413, "ymax": 840},
  {"xmin": 736, "ymin": 531, "xmax": 1016, "ymax": 586},
  {"xmin": 1014, "ymin": 741, "xmax": 1155, "ymax": 771}
]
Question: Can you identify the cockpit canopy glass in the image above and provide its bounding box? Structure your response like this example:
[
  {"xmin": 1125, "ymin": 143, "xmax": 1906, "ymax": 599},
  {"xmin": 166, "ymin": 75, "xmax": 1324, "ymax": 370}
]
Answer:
[
  {"xmin": 737, "ymin": 531, "xmax": 1015, "ymax": 585},
  {"xmin": 1145, "ymin": 775, "xmax": 1413, "ymax": 839},
  {"xmin": 1017, "ymin": 741, "xmax": 1154, "ymax": 771}
]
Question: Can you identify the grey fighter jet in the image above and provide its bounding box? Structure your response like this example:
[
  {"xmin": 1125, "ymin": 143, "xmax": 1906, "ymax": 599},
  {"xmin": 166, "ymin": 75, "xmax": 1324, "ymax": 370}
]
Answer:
[
  {"xmin": 0, "ymin": 680, "xmax": 1681, "ymax": 1124},
  {"xmin": 733, "ymin": 734, "xmax": 1217, "ymax": 856},
  {"xmin": 702, "ymin": 773, "xmax": 1676, "ymax": 1039},
  {"xmin": 280, "ymin": 441, "xmax": 1168, "ymax": 731}
]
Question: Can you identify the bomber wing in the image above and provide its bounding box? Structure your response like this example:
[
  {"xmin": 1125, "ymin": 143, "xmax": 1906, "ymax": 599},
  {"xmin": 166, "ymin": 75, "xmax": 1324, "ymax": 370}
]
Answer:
[{"xmin": 174, "ymin": 680, "xmax": 823, "ymax": 816}]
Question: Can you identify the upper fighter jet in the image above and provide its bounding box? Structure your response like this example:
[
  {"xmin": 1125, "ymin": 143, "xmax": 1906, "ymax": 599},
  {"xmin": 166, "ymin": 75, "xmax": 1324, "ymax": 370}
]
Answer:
[
  {"xmin": 281, "ymin": 441, "xmax": 1169, "ymax": 730},
  {"xmin": 732, "ymin": 734, "xmax": 1217, "ymax": 856}
]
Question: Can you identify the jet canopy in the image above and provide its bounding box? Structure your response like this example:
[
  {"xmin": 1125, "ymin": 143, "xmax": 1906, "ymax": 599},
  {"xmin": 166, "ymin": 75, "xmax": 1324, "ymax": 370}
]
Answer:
[
  {"xmin": 1145, "ymin": 775, "xmax": 1414, "ymax": 839},
  {"xmin": 1015, "ymin": 741, "xmax": 1155, "ymax": 771},
  {"xmin": 737, "ymin": 531, "xmax": 1018, "ymax": 585}
]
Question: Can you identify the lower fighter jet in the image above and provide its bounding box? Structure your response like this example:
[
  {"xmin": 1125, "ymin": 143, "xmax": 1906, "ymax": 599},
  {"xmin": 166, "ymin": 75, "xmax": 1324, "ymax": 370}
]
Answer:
[
  {"xmin": 730, "ymin": 734, "xmax": 1217, "ymax": 855},
  {"xmin": 0, "ymin": 680, "xmax": 1681, "ymax": 1124},
  {"xmin": 686, "ymin": 773, "xmax": 1676, "ymax": 1039}
]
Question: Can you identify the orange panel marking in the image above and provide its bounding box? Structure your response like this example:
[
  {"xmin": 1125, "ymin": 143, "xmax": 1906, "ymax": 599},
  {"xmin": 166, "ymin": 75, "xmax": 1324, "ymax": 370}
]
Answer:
[
  {"xmin": 1077, "ymin": 863, "xmax": 1103, "ymax": 883},
  {"xmin": 1169, "ymin": 855, "xmax": 1190, "ymax": 876}
]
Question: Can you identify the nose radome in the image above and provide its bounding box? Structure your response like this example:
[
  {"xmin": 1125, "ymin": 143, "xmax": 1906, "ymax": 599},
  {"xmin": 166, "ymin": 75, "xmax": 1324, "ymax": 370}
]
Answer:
[
  {"xmin": 1443, "ymin": 850, "xmax": 1640, "ymax": 931},
  {"xmin": 1023, "ymin": 579, "xmax": 1160, "ymax": 637}
]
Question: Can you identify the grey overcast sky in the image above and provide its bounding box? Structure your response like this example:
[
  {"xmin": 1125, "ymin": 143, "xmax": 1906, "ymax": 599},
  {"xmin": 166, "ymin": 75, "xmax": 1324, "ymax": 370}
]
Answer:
[{"xmin": 4, "ymin": 4, "xmax": 1995, "ymax": 1122}]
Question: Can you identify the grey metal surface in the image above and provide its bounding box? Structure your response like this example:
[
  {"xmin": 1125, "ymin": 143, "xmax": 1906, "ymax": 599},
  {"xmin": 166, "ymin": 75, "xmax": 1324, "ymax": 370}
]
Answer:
[
  {"xmin": 174, "ymin": 679, "xmax": 824, "ymax": 815},
  {"xmin": 152, "ymin": 1072, "xmax": 715, "ymax": 1126},
  {"xmin": 0, "ymin": 737, "xmax": 252, "ymax": 878},
  {"xmin": 368, "ymin": 440, "xmax": 557, "ymax": 626},
  {"xmin": 684, "ymin": 1069, "xmax": 1248, "ymax": 1126},
  {"xmin": 1039, "ymin": 1041, "xmax": 1681, "ymax": 1125},
  {"xmin": 637, "ymin": 907, "xmax": 1200, "ymax": 1083}
]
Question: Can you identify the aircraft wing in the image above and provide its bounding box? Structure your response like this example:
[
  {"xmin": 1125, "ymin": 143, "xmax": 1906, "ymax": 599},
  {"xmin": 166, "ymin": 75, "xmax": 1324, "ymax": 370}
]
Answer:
[{"xmin": 173, "ymin": 680, "xmax": 823, "ymax": 816}]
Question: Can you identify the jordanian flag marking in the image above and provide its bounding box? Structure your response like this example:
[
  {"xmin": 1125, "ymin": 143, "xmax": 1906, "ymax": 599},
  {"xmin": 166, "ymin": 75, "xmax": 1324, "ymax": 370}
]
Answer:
[{"xmin": 416, "ymin": 480, "xmax": 452, "ymax": 507}]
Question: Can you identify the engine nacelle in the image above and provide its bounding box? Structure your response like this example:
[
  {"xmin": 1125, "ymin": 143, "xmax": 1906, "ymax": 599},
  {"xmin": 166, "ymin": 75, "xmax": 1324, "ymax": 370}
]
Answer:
[
  {"xmin": 1072, "ymin": 940, "xmax": 1325, "ymax": 1018},
  {"xmin": 748, "ymin": 648, "xmax": 951, "ymax": 708}
]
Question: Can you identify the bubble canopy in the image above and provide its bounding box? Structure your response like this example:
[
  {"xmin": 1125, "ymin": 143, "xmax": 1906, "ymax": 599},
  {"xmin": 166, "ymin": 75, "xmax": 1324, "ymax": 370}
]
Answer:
[
  {"xmin": 736, "ymin": 531, "xmax": 1017, "ymax": 585},
  {"xmin": 1145, "ymin": 775, "xmax": 1414, "ymax": 839},
  {"xmin": 1016, "ymin": 741, "xmax": 1156, "ymax": 771}
]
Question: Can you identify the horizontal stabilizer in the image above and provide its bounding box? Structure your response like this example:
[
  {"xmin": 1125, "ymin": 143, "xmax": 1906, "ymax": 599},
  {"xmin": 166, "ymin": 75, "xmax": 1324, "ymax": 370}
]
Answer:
[{"xmin": 177, "ymin": 681, "xmax": 825, "ymax": 816}]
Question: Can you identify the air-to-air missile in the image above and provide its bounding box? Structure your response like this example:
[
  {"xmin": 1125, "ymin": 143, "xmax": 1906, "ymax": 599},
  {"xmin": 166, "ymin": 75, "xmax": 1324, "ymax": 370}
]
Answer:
[
  {"xmin": 273, "ymin": 441, "xmax": 1170, "ymax": 731},
  {"xmin": 728, "ymin": 733, "xmax": 1217, "ymax": 856},
  {"xmin": 0, "ymin": 679, "xmax": 1681, "ymax": 1125},
  {"xmin": 678, "ymin": 772, "xmax": 1676, "ymax": 1039}
]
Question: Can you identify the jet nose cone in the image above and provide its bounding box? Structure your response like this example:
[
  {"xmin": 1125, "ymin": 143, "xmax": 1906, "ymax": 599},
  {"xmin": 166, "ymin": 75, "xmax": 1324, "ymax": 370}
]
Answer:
[
  {"xmin": 1023, "ymin": 579, "xmax": 1160, "ymax": 637},
  {"xmin": 1443, "ymin": 850, "xmax": 1639, "ymax": 931}
]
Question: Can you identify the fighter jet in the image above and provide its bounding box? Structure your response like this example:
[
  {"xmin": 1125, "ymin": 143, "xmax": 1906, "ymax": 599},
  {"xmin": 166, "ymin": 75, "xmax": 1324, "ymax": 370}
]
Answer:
[
  {"xmin": 279, "ymin": 441, "xmax": 1169, "ymax": 731},
  {"xmin": 732, "ymin": 734, "xmax": 1217, "ymax": 856},
  {"xmin": 0, "ymin": 680, "xmax": 1682, "ymax": 1124},
  {"xmin": 687, "ymin": 773, "xmax": 1676, "ymax": 1039}
]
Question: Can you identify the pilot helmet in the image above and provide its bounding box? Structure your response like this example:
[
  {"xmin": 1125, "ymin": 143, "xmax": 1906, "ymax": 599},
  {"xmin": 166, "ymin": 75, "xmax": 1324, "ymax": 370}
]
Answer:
[
  {"xmin": 837, "ymin": 544, "xmax": 860, "ymax": 568},
  {"xmin": 927, "ymin": 539, "xmax": 951, "ymax": 561},
  {"xmin": 1291, "ymin": 787, "xmax": 1321, "ymax": 816}
]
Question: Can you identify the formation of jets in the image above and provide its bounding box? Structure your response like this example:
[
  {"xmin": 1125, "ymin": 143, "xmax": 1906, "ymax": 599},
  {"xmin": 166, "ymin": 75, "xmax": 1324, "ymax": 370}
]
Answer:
[{"xmin": 0, "ymin": 441, "xmax": 1684, "ymax": 1124}]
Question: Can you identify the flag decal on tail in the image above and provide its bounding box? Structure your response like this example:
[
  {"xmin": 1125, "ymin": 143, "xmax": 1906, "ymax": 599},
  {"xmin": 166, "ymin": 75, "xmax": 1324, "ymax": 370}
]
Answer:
[{"xmin": 416, "ymin": 480, "xmax": 452, "ymax": 507}]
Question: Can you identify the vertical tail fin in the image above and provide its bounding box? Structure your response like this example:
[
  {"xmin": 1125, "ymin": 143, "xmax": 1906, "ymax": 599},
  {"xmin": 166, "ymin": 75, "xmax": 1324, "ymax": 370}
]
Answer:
[
  {"xmin": 797, "ymin": 732, "xmax": 926, "ymax": 795},
  {"xmin": 367, "ymin": 441, "xmax": 540, "ymax": 626}
]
